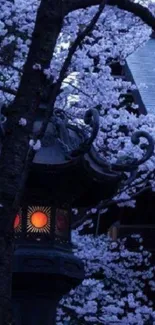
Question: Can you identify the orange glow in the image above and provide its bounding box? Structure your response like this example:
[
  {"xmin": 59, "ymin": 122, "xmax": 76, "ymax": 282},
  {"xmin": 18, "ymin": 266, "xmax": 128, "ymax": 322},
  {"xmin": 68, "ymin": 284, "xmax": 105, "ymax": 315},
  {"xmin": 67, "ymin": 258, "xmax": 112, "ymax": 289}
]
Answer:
[
  {"xmin": 14, "ymin": 214, "xmax": 20, "ymax": 229},
  {"xmin": 27, "ymin": 206, "xmax": 51, "ymax": 233},
  {"xmin": 30, "ymin": 211, "xmax": 48, "ymax": 228}
]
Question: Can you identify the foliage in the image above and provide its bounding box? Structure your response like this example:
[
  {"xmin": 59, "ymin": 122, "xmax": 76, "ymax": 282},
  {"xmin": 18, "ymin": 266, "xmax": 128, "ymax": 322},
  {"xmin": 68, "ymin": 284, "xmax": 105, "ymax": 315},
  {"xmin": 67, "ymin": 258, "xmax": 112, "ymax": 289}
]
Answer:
[{"xmin": 57, "ymin": 224, "xmax": 155, "ymax": 324}]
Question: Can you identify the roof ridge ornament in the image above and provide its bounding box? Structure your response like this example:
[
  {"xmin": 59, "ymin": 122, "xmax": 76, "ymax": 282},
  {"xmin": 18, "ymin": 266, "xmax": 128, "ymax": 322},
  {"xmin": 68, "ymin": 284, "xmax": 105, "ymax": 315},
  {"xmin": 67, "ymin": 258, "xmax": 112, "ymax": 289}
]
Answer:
[
  {"xmin": 70, "ymin": 109, "xmax": 153, "ymax": 167},
  {"xmin": 66, "ymin": 108, "xmax": 154, "ymax": 173},
  {"xmin": 50, "ymin": 108, "xmax": 154, "ymax": 185},
  {"xmin": 112, "ymin": 131, "xmax": 154, "ymax": 172},
  {"xmin": 70, "ymin": 108, "xmax": 99, "ymax": 157},
  {"xmin": 73, "ymin": 109, "xmax": 154, "ymax": 187}
]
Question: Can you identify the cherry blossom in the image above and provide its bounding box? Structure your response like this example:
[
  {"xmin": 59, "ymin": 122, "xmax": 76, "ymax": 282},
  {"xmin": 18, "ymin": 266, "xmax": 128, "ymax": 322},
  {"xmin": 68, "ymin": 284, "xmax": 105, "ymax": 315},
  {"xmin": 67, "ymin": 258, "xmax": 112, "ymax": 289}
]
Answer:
[{"xmin": 57, "ymin": 227, "xmax": 155, "ymax": 324}]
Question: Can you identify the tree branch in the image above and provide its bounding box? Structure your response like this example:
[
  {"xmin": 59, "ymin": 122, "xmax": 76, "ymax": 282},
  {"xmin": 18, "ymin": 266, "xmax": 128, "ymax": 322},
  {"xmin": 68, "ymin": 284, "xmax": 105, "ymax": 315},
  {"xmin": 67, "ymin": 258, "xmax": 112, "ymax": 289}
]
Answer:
[
  {"xmin": 37, "ymin": 0, "xmax": 106, "ymax": 139},
  {"xmin": 65, "ymin": 0, "xmax": 155, "ymax": 30},
  {"xmin": 62, "ymin": 80, "xmax": 93, "ymax": 99},
  {"xmin": 72, "ymin": 184, "xmax": 151, "ymax": 229},
  {"xmin": 0, "ymin": 86, "xmax": 16, "ymax": 96},
  {"xmin": 0, "ymin": 61, "xmax": 22, "ymax": 74}
]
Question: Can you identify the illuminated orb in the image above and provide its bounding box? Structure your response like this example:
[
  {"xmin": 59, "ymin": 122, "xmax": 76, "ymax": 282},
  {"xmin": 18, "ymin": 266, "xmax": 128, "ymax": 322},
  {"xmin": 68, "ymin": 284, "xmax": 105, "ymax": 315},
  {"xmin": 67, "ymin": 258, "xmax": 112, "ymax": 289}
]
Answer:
[
  {"xmin": 27, "ymin": 206, "xmax": 51, "ymax": 233},
  {"xmin": 14, "ymin": 214, "xmax": 20, "ymax": 229},
  {"xmin": 30, "ymin": 211, "xmax": 48, "ymax": 228}
]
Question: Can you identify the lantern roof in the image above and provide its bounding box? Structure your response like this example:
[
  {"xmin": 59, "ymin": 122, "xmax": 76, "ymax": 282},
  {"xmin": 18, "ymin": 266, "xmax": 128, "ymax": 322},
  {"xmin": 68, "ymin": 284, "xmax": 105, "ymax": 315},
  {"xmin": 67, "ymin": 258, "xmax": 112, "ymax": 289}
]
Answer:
[
  {"xmin": 33, "ymin": 118, "xmax": 82, "ymax": 166},
  {"xmin": 23, "ymin": 108, "xmax": 155, "ymax": 208},
  {"xmin": 0, "ymin": 105, "xmax": 154, "ymax": 208}
]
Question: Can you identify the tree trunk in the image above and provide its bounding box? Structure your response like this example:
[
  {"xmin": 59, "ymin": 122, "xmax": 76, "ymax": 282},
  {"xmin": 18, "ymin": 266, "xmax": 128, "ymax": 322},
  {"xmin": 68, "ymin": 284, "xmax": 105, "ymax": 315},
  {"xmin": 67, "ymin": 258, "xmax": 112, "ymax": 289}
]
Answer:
[
  {"xmin": 0, "ymin": 235, "xmax": 13, "ymax": 324},
  {"xmin": 0, "ymin": 0, "xmax": 64, "ymax": 227},
  {"xmin": 0, "ymin": 1, "xmax": 64, "ymax": 323}
]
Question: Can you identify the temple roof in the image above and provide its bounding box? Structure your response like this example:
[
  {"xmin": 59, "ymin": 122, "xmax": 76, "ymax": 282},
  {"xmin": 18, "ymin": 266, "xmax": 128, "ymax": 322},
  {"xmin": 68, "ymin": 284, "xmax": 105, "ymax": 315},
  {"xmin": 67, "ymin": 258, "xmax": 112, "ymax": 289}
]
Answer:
[{"xmin": 125, "ymin": 36, "xmax": 155, "ymax": 114}]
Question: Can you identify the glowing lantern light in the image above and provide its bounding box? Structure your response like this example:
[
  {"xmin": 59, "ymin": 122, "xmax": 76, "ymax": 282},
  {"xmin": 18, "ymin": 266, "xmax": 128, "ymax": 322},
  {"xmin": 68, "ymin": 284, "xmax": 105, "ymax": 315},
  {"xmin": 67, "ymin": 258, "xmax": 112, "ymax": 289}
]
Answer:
[
  {"xmin": 31, "ymin": 211, "xmax": 48, "ymax": 228},
  {"xmin": 27, "ymin": 206, "xmax": 50, "ymax": 233},
  {"xmin": 14, "ymin": 214, "xmax": 20, "ymax": 229}
]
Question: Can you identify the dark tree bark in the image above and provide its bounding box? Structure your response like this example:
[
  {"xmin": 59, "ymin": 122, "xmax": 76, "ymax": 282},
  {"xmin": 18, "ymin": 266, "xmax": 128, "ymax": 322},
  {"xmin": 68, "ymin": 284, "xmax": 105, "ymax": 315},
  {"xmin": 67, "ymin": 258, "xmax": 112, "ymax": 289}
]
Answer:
[
  {"xmin": 0, "ymin": 0, "xmax": 64, "ymax": 227},
  {"xmin": 0, "ymin": 237, "xmax": 13, "ymax": 325},
  {"xmin": 0, "ymin": 0, "xmax": 64, "ymax": 322}
]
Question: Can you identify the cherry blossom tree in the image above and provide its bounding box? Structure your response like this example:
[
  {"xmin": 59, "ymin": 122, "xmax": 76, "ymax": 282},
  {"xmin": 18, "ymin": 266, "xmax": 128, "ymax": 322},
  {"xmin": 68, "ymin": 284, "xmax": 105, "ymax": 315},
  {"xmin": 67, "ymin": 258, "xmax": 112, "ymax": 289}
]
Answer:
[
  {"xmin": 0, "ymin": 0, "xmax": 155, "ymax": 323},
  {"xmin": 57, "ymin": 223, "xmax": 155, "ymax": 325}
]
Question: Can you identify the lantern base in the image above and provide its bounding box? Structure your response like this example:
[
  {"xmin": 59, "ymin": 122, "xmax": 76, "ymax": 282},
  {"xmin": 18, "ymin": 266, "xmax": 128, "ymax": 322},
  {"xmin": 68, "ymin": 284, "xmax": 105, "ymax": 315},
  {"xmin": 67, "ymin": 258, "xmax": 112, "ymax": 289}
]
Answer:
[
  {"xmin": 13, "ymin": 245, "xmax": 84, "ymax": 325},
  {"xmin": 13, "ymin": 296, "xmax": 59, "ymax": 325}
]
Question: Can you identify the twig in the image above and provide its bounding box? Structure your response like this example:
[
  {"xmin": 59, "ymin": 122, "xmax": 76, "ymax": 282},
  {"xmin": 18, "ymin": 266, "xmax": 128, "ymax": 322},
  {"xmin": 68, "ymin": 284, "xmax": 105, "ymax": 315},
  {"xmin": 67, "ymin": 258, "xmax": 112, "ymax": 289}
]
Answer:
[
  {"xmin": 62, "ymin": 80, "xmax": 94, "ymax": 99},
  {"xmin": 0, "ymin": 85, "xmax": 16, "ymax": 96},
  {"xmin": 0, "ymin": 61, "xmax": 22, "ymax": 74},
  {"xmin": 97, "ymin": 185, "xmax": 151, "ymax": 210},
  {"xmin": 72, "ymin": 185, "xmax": 151, "ymax": 229}
]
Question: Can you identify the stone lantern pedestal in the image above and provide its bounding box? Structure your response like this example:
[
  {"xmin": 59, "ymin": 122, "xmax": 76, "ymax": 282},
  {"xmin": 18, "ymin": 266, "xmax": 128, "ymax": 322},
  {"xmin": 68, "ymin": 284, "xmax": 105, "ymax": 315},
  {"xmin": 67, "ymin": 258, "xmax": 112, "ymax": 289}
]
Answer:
[{"xmin": 13, "ymin": 245, "xmax": 84, "ymax": 325}]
